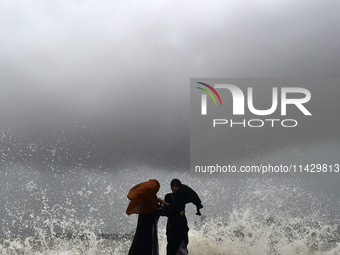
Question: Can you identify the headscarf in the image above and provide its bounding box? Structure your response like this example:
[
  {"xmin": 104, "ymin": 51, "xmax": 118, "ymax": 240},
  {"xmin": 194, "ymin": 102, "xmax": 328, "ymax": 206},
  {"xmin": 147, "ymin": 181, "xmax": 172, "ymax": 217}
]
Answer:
[
  {"xmin": 126, "ymin": 179, "xmax": 160, "ymax": 215},
  {"xmin": 170, "ymin": 178, "xmax": 182, "ymax": 187}
]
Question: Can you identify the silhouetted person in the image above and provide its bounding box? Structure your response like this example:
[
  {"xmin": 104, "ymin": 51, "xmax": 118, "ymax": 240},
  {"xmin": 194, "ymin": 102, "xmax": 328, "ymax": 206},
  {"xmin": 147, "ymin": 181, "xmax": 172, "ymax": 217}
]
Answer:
[
  {"xmin": 126, "ymin": 179, "xmax": 164, "ymax": 255},
  {"xmin": 163, "ymin": 179, "xmax": 203, "ymax": 255}
]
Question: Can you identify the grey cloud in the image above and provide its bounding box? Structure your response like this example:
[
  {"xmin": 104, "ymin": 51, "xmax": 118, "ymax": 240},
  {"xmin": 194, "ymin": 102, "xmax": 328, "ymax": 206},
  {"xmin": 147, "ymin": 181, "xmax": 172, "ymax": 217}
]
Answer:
[{"xmin": 1, "ymin": 0, "xmax": 340, "ymax": 169}]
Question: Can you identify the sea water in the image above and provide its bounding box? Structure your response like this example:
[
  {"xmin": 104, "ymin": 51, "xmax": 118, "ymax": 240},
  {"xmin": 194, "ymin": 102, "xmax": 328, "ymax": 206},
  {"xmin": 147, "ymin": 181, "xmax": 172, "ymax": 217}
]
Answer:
[{"xmin": 1, "ymin": 163, "xmax": 340, "ymax": 255}]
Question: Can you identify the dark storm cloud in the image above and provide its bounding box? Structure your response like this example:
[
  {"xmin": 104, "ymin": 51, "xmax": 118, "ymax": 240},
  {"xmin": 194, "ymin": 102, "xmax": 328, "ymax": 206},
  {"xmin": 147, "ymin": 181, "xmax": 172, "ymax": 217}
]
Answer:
[{"xmin": 1, "ymin": 0, "xmax": 340, "ymax": 168}]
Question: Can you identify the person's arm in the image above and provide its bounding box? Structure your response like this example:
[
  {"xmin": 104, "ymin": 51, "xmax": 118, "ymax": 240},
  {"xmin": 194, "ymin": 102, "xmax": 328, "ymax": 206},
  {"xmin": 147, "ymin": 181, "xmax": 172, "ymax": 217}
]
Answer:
[
  {"xmin": 158, "ymin": 197, "xmax": 169, "ymax": 207},
  {"xmin": 164, "ymin": 194, "xmax": 173, "ymax": 208}
]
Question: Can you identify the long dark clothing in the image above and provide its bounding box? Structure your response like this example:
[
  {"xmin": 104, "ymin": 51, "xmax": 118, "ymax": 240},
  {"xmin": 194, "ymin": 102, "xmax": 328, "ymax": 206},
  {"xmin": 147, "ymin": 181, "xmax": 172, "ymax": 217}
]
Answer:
[
  {"xmin": 178, "ymin": 184, "xmax": 203, "ymax": 215},
  {"xmin": 164, "ymin": 193, "xmax": 189, "ymax": 255},
  {"xmin": 128, "ymin": 205, "xmax": 164, "ymax": 255}
]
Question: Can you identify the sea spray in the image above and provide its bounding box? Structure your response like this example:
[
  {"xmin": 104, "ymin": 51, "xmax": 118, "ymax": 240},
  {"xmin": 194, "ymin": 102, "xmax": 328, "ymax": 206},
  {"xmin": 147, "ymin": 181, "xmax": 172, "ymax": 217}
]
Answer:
[
  {"xmin": 180, "ymin": 211, "xmax": 340, "ymax": 255},
  {"xmin": 1, "ymin": 164, "xmax": 340, "ymax": 254}
]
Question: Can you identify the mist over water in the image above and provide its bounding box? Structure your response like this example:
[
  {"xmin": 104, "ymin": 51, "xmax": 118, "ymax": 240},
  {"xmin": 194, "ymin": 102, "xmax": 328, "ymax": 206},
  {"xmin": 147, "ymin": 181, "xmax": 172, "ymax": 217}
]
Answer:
[
  {"xmin": 0, "ymin": 123, "xmax": 339, "ymax": 254},
  {"xmin": 1, "ymin": 161, "xmax": 340, "ymax": 254}
]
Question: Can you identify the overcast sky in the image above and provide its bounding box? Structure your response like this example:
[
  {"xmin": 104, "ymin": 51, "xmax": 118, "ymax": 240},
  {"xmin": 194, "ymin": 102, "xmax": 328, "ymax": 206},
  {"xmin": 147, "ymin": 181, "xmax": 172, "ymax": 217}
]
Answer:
[{"xmin": 1, "ymin": 0, "xmax": 340, "ymax": 169}]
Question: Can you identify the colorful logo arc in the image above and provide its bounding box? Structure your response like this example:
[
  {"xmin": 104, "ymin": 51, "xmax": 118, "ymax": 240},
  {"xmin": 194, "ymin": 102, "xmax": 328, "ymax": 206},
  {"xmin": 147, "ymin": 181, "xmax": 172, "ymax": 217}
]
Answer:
[{"xmin": 196, "ymin": 82, "xmax": 223, "ymax": 106}]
